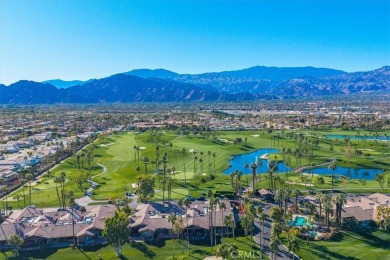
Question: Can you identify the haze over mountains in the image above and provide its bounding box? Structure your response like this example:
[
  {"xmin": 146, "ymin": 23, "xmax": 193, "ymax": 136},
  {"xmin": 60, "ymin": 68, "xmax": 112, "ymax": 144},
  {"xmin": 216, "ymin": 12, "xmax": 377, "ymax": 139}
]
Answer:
[{"xmin": 0, "ymin": 66, "xmax": 389, "ymax": 104}]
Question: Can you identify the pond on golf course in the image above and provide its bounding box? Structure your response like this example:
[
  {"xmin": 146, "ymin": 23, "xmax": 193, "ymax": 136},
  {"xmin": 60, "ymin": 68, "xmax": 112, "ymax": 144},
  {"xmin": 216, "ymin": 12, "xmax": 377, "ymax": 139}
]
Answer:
[{"xmin": 223, "ymin": 148, "xmax": 384, "ymax": 180}]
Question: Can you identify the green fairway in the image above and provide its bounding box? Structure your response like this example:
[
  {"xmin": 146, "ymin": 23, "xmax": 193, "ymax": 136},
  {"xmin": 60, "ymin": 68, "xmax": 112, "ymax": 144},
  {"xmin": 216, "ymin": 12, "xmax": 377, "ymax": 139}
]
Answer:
[
  {"xmin": 295, "ymin": 230, "xmax": 390, "ymax": 260},
  {"xmin": 3, "ymin": 129, "xmax": 390, "ymax": 209},
  {"xmin": 1, "ymin": 237, "xmax": 267, "ymax": 260}
]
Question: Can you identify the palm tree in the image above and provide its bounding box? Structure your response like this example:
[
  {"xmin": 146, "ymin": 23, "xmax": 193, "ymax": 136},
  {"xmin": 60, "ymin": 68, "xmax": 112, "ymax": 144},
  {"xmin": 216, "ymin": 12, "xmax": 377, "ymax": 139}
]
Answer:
[
  {"xmin": 223, "ymin": 215, "xmax": 231, "ymax": 240},
  {"xmin": 259, "ymin": 212, "xmax": 266, "ymax": 247},
  {"xmin": 212, "ymin": 152, "xmax": 216, "ymax": 174},
  {"xmin": 328, "ymin": 161, "xmax": 337, "ymax": 192},
  {"xmin": 193, "ymin": 153, "xmax": 198, "ymax": 178},
  {"xmin": 60, "ymin": 172, "xmax": 67, "ymax": 210},
  {"xmin": 316, "ymin": 192, "xmax": 326, "ymax": 226},
  {"xmin": 287, "ymin": 237, "xmax": 300, "ymax": 260},
  {"xmin": 323, "ymin": 200, "xmax": 333, "ymax": 228},
  {"xmin": 160, "ymin": 177, "xmax": 168, "ymax": 205},
  {"xmin": 209, "ymin": 198, "xmax": 215, "ymax": 246},
  {"xmin": 168, "ymin": 214, "xmax": 177, "ymax": 259},
  {"xmin": 243, "ymin": 163, "xmax": 250, "ymax": 187},
  {"xmin": 207, "ymin": 150, "xmax": 212, "ymax": 174},
  {"xmin": 219, "ymin": 201, "xmax": 226, "ymax": 243},
  {"xmin": 76, "ymin": 154, "xmax": 81, "ymax": 170},
  {"xmin": 256, "ymin": 159, "xmax": 263, "ymax": 189},
  {"xmin": 270, "ymin": 234, "xmax": 279, "ymax": 260},
  {"xmin": 291, "ymin": 188, "xmax": 300, "ymax": 207},
  {"xmin": 155, "ymin": 145, "xmax": 160, "ymax": 169},
  {"xmin": 282, "ymin": 187, "xmax": 292, "ymax": 213},
  {"xmin": 54, "ymin": 177, "xmax": 62, "ymax": 209},
  {"xmin": 183, "ymin": 197, "xmax": 191, "ymax": 255},
  {"xmin": 332, "ymin": 193, "xmax": 346, "ymax": 225},
  {"xmin": 26, "ymin": 173, "xmax": 33, "ymax": 206},
  {"xmin": 142, "ymin": 156, "xmax": 149, "ymax": 174},
  {"xmin": 250, "ymin": 162, "xmax": 257, "ymax": 194},
  {"xmin": 181, "ymin": 148, "xmax": 187, "ymax": 182},
  {"xmin": 80, "ymin": 152, "xmax": 85, "ymax": 169},
  {"xmin": 167, "ymin": 177, "xmax": 173, "ymax": 205},
  {"xmin": 133, "ymin": 145, "xmax": 137, "ymax": 162},
  {"xmin": 3, "ymin": 186, "xmax": 9, "ymax": 216},
  {"xmin": 21, "ymin": 179, "xmax": 27, "ymax": 207},
  {"xmin": 213, "ymin": 197, "xmax": 220, "ymax": 247}
]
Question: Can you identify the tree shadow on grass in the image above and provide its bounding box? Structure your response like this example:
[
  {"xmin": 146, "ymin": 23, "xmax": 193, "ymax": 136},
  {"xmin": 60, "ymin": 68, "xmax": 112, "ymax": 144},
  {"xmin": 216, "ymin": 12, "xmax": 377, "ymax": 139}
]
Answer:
[
  {"xmin": 305, "ymin": 243, "xmax": 356, "ymax": 260},
  {"xmin": 130, "ymin": 242, "xmax": 156, "ymax": 258}
]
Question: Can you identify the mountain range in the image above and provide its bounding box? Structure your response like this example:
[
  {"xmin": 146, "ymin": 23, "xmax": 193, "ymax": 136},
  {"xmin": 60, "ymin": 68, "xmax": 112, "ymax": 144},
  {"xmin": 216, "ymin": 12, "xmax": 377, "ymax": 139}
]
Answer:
[{"xmin": 0, "ymin": 66, "xmax": 389, "ymax": 104}]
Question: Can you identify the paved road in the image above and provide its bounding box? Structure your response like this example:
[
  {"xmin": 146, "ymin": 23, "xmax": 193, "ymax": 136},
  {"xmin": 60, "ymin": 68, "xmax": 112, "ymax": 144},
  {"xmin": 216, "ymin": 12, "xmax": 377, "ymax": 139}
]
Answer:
[{"xmin": 252, "ymin": 202, "xmax": 298, "ymax": 260}]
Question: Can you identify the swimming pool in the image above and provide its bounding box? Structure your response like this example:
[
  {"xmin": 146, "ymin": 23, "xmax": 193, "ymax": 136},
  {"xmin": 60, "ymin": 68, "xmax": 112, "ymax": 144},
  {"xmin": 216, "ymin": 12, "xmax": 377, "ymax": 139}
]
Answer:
[{"xmin": 290, "ymin": 216, "xmax": 312, "ymax": 228}]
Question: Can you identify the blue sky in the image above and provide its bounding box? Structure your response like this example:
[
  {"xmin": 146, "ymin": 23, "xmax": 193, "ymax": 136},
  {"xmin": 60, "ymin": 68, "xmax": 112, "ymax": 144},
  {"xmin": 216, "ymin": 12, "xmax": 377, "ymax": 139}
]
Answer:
[{"xmin": 1, "ymin": 0, "xmax": 389, "ymax": 84}]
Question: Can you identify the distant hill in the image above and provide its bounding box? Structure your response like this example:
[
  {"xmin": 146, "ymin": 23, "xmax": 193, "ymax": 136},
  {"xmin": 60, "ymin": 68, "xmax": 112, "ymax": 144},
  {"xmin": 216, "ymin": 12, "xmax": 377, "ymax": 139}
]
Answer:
[
  {"xmin": 0, "ymin": 74, "xmax": 275, "ymax": 104},
  {"xmin": 126, "ymin": 66, "xmax": 346, "ymax": 93},
  {"xmin": 269, "ymin": 66, "xmax": 390, "ymax": 97},
  {"xmin": 1, "ymin": 66, "xmax": 388, "ymax": 104},
  {"xmin": 42, "ymin": 79, "xmax": 85, "ymax": 89},
  {"xmin": 125, "ymin": 69, "xmax": 178, "ymax": 79}
]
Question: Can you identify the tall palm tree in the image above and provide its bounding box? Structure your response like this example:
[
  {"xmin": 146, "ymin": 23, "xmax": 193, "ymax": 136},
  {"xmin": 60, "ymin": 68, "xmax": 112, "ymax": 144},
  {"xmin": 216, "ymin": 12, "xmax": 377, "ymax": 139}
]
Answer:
[
  {"xmin": 256, "ymin": 159, "xmax": 263, "ymax": 189},
  {"xmin": 207, "ymin": 150, "xmax": 212, "ymax": 174},
  {"xmin": 270, "ymin": 234, "xmax": 279, "ymax": 260},
  {"xmin": 209, "ymin": 198, "xmax": 215, "ymax": 246},
  {"xmin": 133, "ymin": 145, "xmax": 137, "ymax": 162},
  {"xmin": 54, "ymin": 177, "xmax": 62, "ymax": 209},
  {"xmin": 155, "ymin": 145, "xmax": 160, "ymax": 169},
  {"xmin": 167, "ymin": 177, "xmax": 173, "ymax": 205},
  {"xmin": 142, "ymin": 156, "xmax": 149, "ymax": 174},
  {"xmin": 332, "ymin": 193, "xmax": 346, "ymax": 225},
  {"xmin": 180, "ymin": 148, "xmax": 187, "ymax": 182},
  {"xmin": 323, "ymin": 200, "xmax": 333, "ymax": 228},
  {"xmin": 223, "ymin": 215, "xmax": 232, "ymax": 240},
  {"xmin": 3, "ymin": 186, "xmax": 9, "ymax": 216},
  {"xmin": 219, "ymin": 201, "xmax": 226, "ymax": 243},
  {"xmin": 250, "ymin": 162, "xmax": 257, "ymax": 194},
  {"xmin": 168, "ymin": 214, "xmax": 177, "ymax": 259},
  {"xmin": 291, "ymin": 188, "xmax": 300, "ymax": 207},
  {"xmin": 160, "ymin": 177, "xmax": 168, "ymax": 205},
  {"xmin": 287, "ymin": 237, "xmax": 300, "ymax": 260},
  {"xmin": 259, "ymin": 212, "xmax": 266, "ymax": 247},
  {"xmin": 328, "ymin": 161, "xmax": 337, "ymax": 192},
  {"xmin": 213, "ymin": 197, "xmax": 220, "ymax": 247},
  {"xmin": 282, "ymin": 187, "xmax": 292, "ymax": 214},
  {"xmin": 26, "ymin": 173, "xmax": 33, "ymax": 206},
  {"xmin": 244, "ymin": 163, "xmax": 249, "ymax": 187},
  {"xmin": 183, "ymin": 197, "xmax": 191, "ymax": 255},
  {"xmin": 316, "ymin": 192, "xmax": 326, "ymax": 226},
  {"xmin": 212, "ymin": 152, "xmax": 216, "ymax": 174},
  {"xmin": 60, "ymin": 171, "xmax": 67, "ymax": 210}
]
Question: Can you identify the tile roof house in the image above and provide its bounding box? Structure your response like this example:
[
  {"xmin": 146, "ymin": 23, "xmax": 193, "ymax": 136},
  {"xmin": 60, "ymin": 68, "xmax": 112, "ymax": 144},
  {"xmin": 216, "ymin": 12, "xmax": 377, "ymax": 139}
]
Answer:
[
  {"xmin": 341, "ymin": 193, "xmax": 390, "ymax": 228},
  {"xmin": 130, "ymin": 200, "xmax": 235, "ymax": 241},
  {"xmin": 0, "ymin": 205, "xmax": 116, "ymax": 249}
]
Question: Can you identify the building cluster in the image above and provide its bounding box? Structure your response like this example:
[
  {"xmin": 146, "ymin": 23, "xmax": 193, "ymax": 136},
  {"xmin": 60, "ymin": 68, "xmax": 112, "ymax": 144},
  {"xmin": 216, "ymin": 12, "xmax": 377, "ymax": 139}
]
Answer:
[{"xmin": 0, "ymin": 205, "xmax": 116, "ymax": 249}]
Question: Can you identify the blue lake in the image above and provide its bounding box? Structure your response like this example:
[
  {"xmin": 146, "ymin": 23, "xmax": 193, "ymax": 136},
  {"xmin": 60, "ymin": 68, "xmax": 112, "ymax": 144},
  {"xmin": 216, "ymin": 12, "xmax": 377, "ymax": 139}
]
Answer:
[
  {"xmin": 223, "ymin": 148, "xmax": 384, "ymax": 180},
  {"xmin": 325, "ymin": 134, "xmax": 390, "ymax": 141}
]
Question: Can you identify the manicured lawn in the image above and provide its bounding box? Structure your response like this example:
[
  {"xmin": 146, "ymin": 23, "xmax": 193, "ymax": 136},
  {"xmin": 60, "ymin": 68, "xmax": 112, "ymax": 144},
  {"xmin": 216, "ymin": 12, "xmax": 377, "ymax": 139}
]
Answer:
[
  {"xmin": 2, "ymin": 236, "xmax": 267, "ymax": 260},
  {"xmin": 296, "ymin": 230, "xmax": 390, "ymax": 260},
  {"xmin": 3, "ymin": 129, "xmax": 390, "ymax": 209}
]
